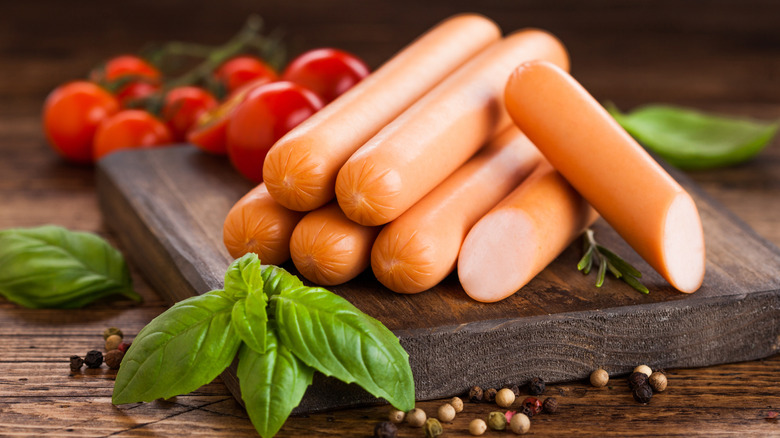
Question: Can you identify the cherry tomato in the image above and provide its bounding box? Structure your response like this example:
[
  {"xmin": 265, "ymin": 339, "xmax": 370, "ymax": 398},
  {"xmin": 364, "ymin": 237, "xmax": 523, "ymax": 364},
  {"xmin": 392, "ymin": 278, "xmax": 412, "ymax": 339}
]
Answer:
[
  {"xmin": 42, "ymin": 81, "xmax": 120, "ymax": 164},
  {"xmin": 187, "ymin": 78, "xmax": 270, "ymax": 155},
  {"xmin": 214, "ymin": 55, "xmax": 277, "ymax": 94},
  {"xmin": 115, "ymin": 81, "xmax": 161, "ymax": 107},
  {"xmin": 93, "ymin": 110, "xmax": 172, "ymax": 160},
  {"xmin": 226, "ymin": 81, "xmax": 323, "ymax": 182},
  {"xmin": 282, "ymin": 48, "xmax": 369, "ymax": 104},
  {"xmin": 162, "ymin": 86, "xmax": 218, "ymax": 142},
  {"xmin": 91, "ymin": 55, "xmax": 162, "ymax": 107}
]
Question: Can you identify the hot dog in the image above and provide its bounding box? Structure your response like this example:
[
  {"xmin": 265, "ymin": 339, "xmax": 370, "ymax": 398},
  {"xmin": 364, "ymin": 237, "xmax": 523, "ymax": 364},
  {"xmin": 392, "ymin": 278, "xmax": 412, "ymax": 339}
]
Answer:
[
  {"xmin": 262, "ymin": 14, "xmax": 501, "ymax": 211},
  {"xmin": 371, "ymin": 128, "xmax": 543, "ymax": 293},
  {"xmin": 504, "ymin": 60, "xmax": 705, "ymax": 293},
  {"xmin": 289, "ymin": 203, "xmax": 380, "ymax": 286},
  {"xmin": 458, "ymin": 162, "xmax": 598, "ymax": 302},
  {"xmin": 336, "ymin": 29, "xmax": 569, "ymax": 226},
  {"xmin": 223, "ymin": 183, "xmax": 305, "ymax": 264}
]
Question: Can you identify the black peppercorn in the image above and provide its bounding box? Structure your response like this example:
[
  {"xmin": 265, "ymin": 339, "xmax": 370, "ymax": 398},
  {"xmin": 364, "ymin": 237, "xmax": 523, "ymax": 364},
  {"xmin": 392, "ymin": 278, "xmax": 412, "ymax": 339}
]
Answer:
[
  {"xmin": 503, "ymin": 384, "xmax": 521, "ymax": 398},
  {"xmin": 633, "ymin": 384, "xmax": 653, "ymax": 403},
  {"xmin": 105, "ymin": 350, "xmax": 124, "ymax": 370},
  {"xmin": 528, "ymin": 377, "xmax": 545, "ymax": 395},
  {"xmin": 484, "ymin": 387, "xmax": 497, "ymax": 403},
  {"xmin": 374, "ymin": 421, "xmax": 397, "ymax": 438},
  {"xmin": 69, "ymin": 355, "xmax": 83, "ymax": 372},
  {"xmin": 543, "ymin": 397, "xmax": 559, "ymax": 414},
  {"xmin": 84, "ymin": 350, "xmax": 103, "ymax": 368},
  {"xmin": 468, "ymin": 385, "xmax": 484, "ymax": 402},
  {"xmin": 628, "ymin": 371, "xmax": 648, "ymax": 389}
]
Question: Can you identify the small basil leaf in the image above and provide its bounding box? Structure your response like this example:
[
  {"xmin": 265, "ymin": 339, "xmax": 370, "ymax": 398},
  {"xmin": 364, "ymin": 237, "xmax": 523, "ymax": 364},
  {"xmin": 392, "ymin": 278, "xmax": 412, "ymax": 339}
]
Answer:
[
  {"xmin": 273, "ymin": 286, "xmax": 415, "ymax": 411},
  {"xmin": 0, "ymin": 225, "xmax": 139, "ymax": 308},
  {"xmin": 224, "ymin": 253, "xmax": 265, "ymax": 300},
  {"xmin": 112, "ymin": 289, "xmax": 240, "ymax": 404},
  {"xmin": 608, "ymin": 103, "xmax": 778, "ymax": 169},
  {"xmin": 231, "ymin": 292, "xmax": 268, "ymax": 354},
  {"xmin": 261, "ymin": 264, "xmax": 304, "ymax": 298},
  {"xmin": 238, "ymin": 332, "xmax": 313, "ymax": 438}
]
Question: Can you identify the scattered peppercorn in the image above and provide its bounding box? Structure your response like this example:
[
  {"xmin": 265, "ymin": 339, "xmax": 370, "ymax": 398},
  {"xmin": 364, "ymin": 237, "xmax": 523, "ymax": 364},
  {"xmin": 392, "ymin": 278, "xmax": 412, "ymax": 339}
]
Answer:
[
  {"xmin": 438, "ymin": 403, "xmax": 456, "ymax": 422},
  {"xmin": 632, "ymin": 384, "xmax": 653, "ymax": 403},
  {"xmin": 518, "ymin": 405, "xmax": 534, "ymax": 418},
  {"xmin": 484, "ymin": 387, "xmax": 497, "ymax": 403},
  {"xmin": 543, "ymin": 397, "xmax": 559, "ymax": 414},
  {"xmin": 522, "ymin": 397, "xmax": 543, "ymax": 416},
  {"xmin": 509, "ymin": 412, "xmax": 531, "ymax": 434},
  {"xmin": 628, "ymin": 371, "xmax": 648, "ymax": 389},
  {"xmin": 84, "ymin": 350, "xmax": 103, "ymax": 368},
  {"xmin": 487, "ymin": 411, "xmax": 507, "ymax": 431},
  {"xmin": 69, "ymin": 355, "xmax": 83, "ymax": 372},
  {"xmin": 103, "ymin": 327, "xmax": 123, "ymax": 340},
  {"xmin": 424, "ymin": 418, "xmax": 442, "ymax": 438},
  {"xmin": 374, "ymin": 421, "xmax": 397, "ymax": 438},
  {"xmin": 406, "ymin": 408, "xmax": 427, "ymax": 427},
  {"xmin": 118, "ymin": 341, "xmax": 132, "ymax": 353},
  {"xmin": 495, "ymin": 388, "xmax": 516, "ymax": 408},
  {"xmin": 469, "ymin": 386, "xmax": 484, "ymax": 403},
  {"xmin": 105, "ymin": 334, "xmax": 122, "ymax": 352},
  {"xmin": 105, "ymin": 350, "xmax": 124, "ymax": 369},
  {"xmin": 469, "ymin": 418, "xmax": 487, "ymax": 436},
  {"xmin": 634, "ymin": 364, "xmax": 652, "ymax": 377},
  {"xmin": 528, "ymin": 377, "xmax": 545, "ymax": 395},
  {"xmin": 590, "ymin": 368, "xmax": 609, "ymax": 387},
  {"xmin": 503, "ymin": 384, "xmax": 521, "ymax": 398},
  {"xmin": 649, "ymin": 371, "xmax": 667, "ymax": 392},
  {"xmin": 388, "ymin": 408, "xmax": 405, "ymax": 424},
  {"xmin": 450, "ymin": 396, "xmax": 464, "ymax": 413}
]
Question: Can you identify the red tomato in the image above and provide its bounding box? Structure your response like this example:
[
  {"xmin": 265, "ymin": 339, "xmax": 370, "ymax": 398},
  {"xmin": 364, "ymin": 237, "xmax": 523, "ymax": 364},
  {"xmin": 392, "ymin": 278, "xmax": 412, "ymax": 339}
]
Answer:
[
  {"xmin": 92, "ymin": 55, "xmax": 162, "ymax": 107},
  {"xmin": 93, "ymin": 110, "xmax": 172, "ymax": 160},
  {"xmin": 42, "ymin": 81, "xmax": 120, "ymax": 164},
  {"xmin": 115, "ymin": 81, "xmax": 161, "ymax": 107},
  {"xmin": 226, "ymin": 81, "xmax": 323, "ymax": 182},
  {"xmin": 282, "ymin": 48, "xmax": 369, "ymax": 104},
  {"xmin": 214, "ymin": 55, "xmax": 277, "ymax": 94},
  {"xmin": 162, "ymin": 86, "xmax": 218, "ymax": 142}
]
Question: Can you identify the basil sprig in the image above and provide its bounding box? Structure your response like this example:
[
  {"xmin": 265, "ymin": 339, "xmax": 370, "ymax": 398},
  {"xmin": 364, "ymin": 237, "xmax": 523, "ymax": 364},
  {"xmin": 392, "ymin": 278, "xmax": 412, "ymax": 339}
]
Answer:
[
  {"xmin": 0, "ymin": 225, "xmax": 140, "ymax": 308},
  {"xmin": 113, "ymin": 253, "xmax": 415, "ymax": 438}
]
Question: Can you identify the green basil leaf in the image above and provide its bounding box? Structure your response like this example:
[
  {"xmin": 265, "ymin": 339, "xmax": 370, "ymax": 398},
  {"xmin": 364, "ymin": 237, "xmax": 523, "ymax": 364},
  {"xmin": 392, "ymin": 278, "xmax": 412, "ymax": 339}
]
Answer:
[
  {"xmin": 231, "ymin": 292, "xmax": 268, "ymax": 354},
  {"xmin": 224, "ymin": 253, "xmax": 265, "ymax": 300},
  {"xmin": 112, "ymin": 289, "xmax": 240, "ymax": 404},
  {"xmin": 273, "ymin": 286, "xmax": 415, "ymax": 411},
  {"xmin": 0, "ymin": 225, "xmax": 139, "ymax": 308},
  {"xmin": 238, "ymin": 331, "xmax": 313, "ymax": 438},
  {"xmin": 607, "ymin": 103, "xmax": 778, "ymax": 169},
  {"xmin": 261, "ymin": 264, "xmax": 304, "ymax": 298}
]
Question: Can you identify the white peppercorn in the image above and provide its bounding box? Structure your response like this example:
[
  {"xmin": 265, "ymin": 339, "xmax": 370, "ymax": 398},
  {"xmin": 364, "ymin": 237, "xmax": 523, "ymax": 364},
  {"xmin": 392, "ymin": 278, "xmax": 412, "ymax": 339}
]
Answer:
[
  {"xmin": 437, "ymin": 403, "xmax": 456, "ymax": 422},
  {"xmin": 590, "ymin": 368, "xmax": 609, "ymax": 387},
  {"xmin": 450, "ymin": 396, "xmax": 464, "ymax": 413},
  {"xmin": 495, "ymin": 388, "xmax": 516, "ymax": 408},
  {"xmin": 634, "ymin": 364, "xmax": 652, "ymax": 377},
  {"xmin": 469, "ymin": 418, "xmax": 487, "ymax": 436},
  {"xmin": 388, "ymin": 408, "xmax": 405, "ymax": 424},
  {"xmin": 406, "ymin": 408, "xmax": 427, "ymax": 427},
  {"xmin": 510, "ymin": 412, "xmax": 531, "ymax": 434}
]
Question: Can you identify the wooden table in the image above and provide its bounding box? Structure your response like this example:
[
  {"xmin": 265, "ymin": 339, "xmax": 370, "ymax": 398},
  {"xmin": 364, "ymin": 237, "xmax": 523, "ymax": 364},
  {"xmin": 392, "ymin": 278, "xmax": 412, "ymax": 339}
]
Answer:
[{"xmin": 2, "ymin": 0, "xmax": 779, "ymax": 436}]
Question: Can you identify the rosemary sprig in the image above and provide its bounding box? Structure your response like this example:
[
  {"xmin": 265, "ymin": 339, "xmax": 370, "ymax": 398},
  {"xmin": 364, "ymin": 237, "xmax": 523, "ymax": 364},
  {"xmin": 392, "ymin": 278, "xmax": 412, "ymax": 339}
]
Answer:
[{"xmin": 577, "ymin": 229, "xmax": 649, "ymax": 294}]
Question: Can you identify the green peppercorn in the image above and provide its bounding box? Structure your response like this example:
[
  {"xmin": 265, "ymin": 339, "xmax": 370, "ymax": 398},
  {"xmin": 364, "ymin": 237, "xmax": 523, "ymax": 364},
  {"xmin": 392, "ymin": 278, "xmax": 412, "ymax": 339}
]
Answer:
[
  {"xmin": 105, "ymin": 350, "xmax": 124, "ymax": 370},
  {"xmin": 487, "ymin": 411, "xmax": 506, "ymax": 431},
  {"xmin": 423, "ymin": 418, "xmax": 442, "ymax": 438},
  {"xmin": 103, "ymin": 327, "xmax": 123, "ymax": 340},
  {"xmin": 84, "ymin": 350, "xmax": 103, "ymax": 368},
  {"xmin": 69, "ymin": 355, "xmax": 83, "ymax": 372}
]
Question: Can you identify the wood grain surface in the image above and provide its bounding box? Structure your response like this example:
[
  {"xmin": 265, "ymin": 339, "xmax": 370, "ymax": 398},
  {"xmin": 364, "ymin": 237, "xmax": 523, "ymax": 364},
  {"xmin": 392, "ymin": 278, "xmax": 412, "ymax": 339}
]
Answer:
[{"xmin": 2, "ymin": 0, "xmax": 780, "ymax": 435}]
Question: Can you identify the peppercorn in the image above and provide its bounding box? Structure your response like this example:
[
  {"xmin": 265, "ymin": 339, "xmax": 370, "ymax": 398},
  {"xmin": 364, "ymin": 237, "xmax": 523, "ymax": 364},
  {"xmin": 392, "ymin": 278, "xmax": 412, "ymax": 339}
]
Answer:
[
  {"xmin": 509, "ymin": 412, "xmax": 531, "ymax": 434},
  {"xmin": 487, "ymin": 411, "xmax": 507, "ymax": 431},
  {"xmin": 468, "ymin": 385, "xmax": 484, "ymax": 402},
  {"xmin": 69, "ymin": 355, "xmax": 83, "ymax": 372},
  {"xmin": 628, "ymin": 371, "xmax": 648, "ymax": 389},
  {"xmin": 406, "ymin": 408, "xmax": 427, "ymax": 427},
  {"xmin": 518, "ymin": 405, "xmax": 534, "ymax": 418},
  {"xmin": 469, "ymin": 418, "xmax": 487, "ymax": 436},
  {"xmin": 105, "ymin": 334, "xmax": 122, "ymax": 352},
  {"xmin": 388, "ymin": 408, "xmax": 405, "ymax": 424},
  {"xmin": 103, "ymin": 327, "xmax": 123, "ymax": 340},
  {"xmin": 590, "ymin": 368, "xmax": 609, "ymax": 387},
  {"xmin": 84, "ymin": 350, "xmax": 103, "ymax": 368},
  {"xmin": 633, "ymin": 384, "xmax": 653, "ymax": 403},
  {"xmin": 528, "ymin": 377, "xmax": 545, "ymax": 395},
  {"xmin": 105, "ymin": 350, "xmax": 124, "ymax": 369},
  {"xmin": 542, "ymin": 397, "xmax": 558, "ymax": 414},
  {"xmin": 634, "ymin": 364, "xmax": 652, "ymax": 377},
  {"xmin": 118, "ymin": 341, "xmax": 131, "ymax": 353},
  {"xmin": 522, "ymin": 397, "xmax": 543, "ymax": 416},
  {"xmin": 495, "ymin": 388, "xmax": 516, "ymax": 408},
  {"xmin": 503, "ymin": 384, "xmax": 521, "ymax": 398},
  {"xmin": 374, "ymin": 421, "xmax": 397, "ymax": 438},
  {"xmin": 423, "ymin": 418, "xmax": 442, "ymax": 438},
  {"xmin": 649, "ymin": 371, "xmax": 667, "ymax": 392},
  {"xmin": 438, "ymin": 403, "xmax": 456, "ymax": 422},
  {"xmin": 484, "ymin": 387, "xmax": 497, "ymax": 403},
  {"xmin": 450, "ymin": 396, "xmax": 464, "ymax": 413}
]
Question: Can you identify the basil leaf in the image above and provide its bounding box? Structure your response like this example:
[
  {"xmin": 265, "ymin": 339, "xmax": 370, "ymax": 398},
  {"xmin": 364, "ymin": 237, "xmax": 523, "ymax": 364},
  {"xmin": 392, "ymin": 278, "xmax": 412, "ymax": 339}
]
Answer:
[
  {"xmin": 231, "ymin": 292, "xmax": 268, "ymax": 354},
  {"xmin": 273, "ymin": 286, "xmax": 415, "ymax": 411},
  {"xmin": 238, "ymin": 331, "xmax": 313, "ymax": 438},
  {"xmin": 608, "ymin": 103, "xmax": 778, "ymax": 169},
  {"xmin": 224, "ymin": 253, "xmax": 265, "ymax": 300},
  {"xmin": 113, "ymin": 289, "xmax": 240, "ymax": 404},
  {"xmin": 261, "ymin": 264, "xmax": 304, "ymax": 298},
  {"xmin": 0, "ymin": 225, "xmax": 139, "ymax": 308}
]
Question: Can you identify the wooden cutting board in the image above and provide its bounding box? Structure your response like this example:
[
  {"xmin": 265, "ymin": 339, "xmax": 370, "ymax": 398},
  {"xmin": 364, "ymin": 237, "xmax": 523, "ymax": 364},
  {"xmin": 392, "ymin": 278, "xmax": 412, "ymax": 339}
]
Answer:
[{"xmin": 96, "ymin": 145, "xmax": 780, "ymax": 413}]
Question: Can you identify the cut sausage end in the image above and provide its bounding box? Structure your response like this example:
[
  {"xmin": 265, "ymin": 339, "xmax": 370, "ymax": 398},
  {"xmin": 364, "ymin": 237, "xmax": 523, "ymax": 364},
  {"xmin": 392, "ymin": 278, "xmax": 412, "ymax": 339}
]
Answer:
[
  {"xmin": 336, "ymin": 161, "xmax": 402, "ymax": 226},
  {"xmin": 263, "ymin": 142, "xmax": 333, "ymax": 211},
  {"xmin": 458, "ymin": 210, "xmax": 537, "ymax": 303},
  {"xmin": 662, "ymin": 193, "xmax": 706, "ymax": 293},
  {"xmin": 371, "ymin": 232, "xmax": 439, "ymax": 294}
]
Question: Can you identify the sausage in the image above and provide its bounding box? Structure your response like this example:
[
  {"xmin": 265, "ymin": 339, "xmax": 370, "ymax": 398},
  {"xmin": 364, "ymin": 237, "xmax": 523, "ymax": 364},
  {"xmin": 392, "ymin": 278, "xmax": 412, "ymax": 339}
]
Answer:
[
  {"xmin": 336, "ymin": 29, "xmax": 569, "ymax": 226},
  {"xmin": 371, "ymin": 128, "xmax": 544, "ymax": 293},
  {"xmin": 262, "ymin": 14, "xmax": 501, "ymax": 211},
  {"xmin": 458, "ymin": 162, "xmax": 598, "ymax": 302},
  {"xmin": 223, "ymin": 183, "xmax": 305, "ymax": 264},
  {"xmin": 504, "ymin": 60, "xmax": 705, "ymax": 293},
  {"xmin": 289, "ymin": 203, "xmax": 381, "ymax": 286}
]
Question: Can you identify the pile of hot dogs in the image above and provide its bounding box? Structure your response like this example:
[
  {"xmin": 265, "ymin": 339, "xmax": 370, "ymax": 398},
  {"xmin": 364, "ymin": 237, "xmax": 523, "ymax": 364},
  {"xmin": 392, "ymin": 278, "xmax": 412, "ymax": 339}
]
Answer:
[{"xmin": 222, "ymin": 14, "xmax": 706, "ymax": 302}]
